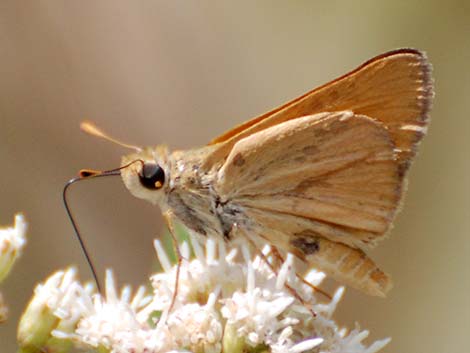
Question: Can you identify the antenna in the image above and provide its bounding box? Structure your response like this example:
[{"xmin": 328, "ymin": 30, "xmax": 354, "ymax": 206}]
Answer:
[
  {"xmin": 63, "ymin": 160, "xmax": 144, "ymax": 292},
  {"xmin": 81, "ymin": 121, "xmax": 142, "ymax": 152}
]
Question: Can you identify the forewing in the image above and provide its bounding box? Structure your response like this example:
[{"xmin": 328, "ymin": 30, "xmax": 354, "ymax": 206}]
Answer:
[
  {"xmin": 209, "ymin": 49, "xmax": 433, "ymax": 174},
  {"xmin": 215, "ymin": 111, "xmax": 402, "ymax": 248}
]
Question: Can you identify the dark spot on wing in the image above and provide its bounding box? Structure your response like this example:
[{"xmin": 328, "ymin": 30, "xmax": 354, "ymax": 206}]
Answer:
[
  {"xmin": 232, "ymin": 153, "xmax": 245, "ymax": 167},
  {"xmin": 290, "ymin": 235, "xmax": 320, "ymax": 255}
]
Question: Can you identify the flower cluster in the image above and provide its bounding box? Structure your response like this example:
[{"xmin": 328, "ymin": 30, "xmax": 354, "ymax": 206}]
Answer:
[
  {"xmin": 0, "ymin": 213, "xmax": 27, "ymax": 322},
  {"xmin": 17, "ymin": 233, "xmax": 390, "ymax": 353}
]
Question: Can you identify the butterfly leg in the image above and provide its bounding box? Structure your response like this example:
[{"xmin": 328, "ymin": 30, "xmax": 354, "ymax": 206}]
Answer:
[
  {"xmin": 271, "ymin": 246, "xmax": 332, "ymax": 300},
  {"xmin": 163, "ymin": 211, "xmax": 183, "ymax": 313}
]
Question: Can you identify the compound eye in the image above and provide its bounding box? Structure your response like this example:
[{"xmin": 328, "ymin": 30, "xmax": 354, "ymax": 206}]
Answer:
[{"xmin": 139, "ymin": 163, "xmax": 165, "ymax": 190}]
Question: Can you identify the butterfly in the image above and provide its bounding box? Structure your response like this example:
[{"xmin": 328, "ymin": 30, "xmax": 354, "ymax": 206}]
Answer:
[{"xmin": 83, "ymin": 48, "xmax": 433, "ymax": 297}]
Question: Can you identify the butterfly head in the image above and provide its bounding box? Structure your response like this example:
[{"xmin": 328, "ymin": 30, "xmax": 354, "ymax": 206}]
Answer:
[{"xmin": 120, "ymin": 145, "xmax": 170, "ymax": 206}]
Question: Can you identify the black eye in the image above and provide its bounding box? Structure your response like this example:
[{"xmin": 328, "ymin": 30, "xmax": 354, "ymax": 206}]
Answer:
[{"xmin": 139, "ymin": 163, "xmax": 165, "ymax": 190}]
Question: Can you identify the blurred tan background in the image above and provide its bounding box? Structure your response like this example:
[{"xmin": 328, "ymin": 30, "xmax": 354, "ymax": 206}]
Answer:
[{"xmin": 1, "ymin": 1, "xmax": 468, "ymax": 352}]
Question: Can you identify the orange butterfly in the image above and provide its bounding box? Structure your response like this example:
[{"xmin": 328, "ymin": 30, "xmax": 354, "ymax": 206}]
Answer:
[{"xmin": 85, "ymin": 49, "xmax": 433, "ymax": 297}]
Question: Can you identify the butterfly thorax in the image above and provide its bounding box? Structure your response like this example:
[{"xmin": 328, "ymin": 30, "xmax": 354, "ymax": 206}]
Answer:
[{"xmin": 166, "ymin": 146, "xmax": 244, "ymax": 240}]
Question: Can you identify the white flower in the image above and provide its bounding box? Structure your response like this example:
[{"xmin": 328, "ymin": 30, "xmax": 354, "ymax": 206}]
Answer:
[
  {"xmin": 167, "ymin": 295, "xmax": 223, "ymax": 353},
  {"xmin": 56, "ymin": 270, "xmax": 159, "ymax": 352},
  {"xmin": 0, "ymin": 213, "xmax": 27, "ymax": 323},
  {"xmin": 150, "ymin": 238, "xmax": 245, "ymax": 308},
  {"xmin": 221, "ymin": 254, "xmax": 297, "ymax": 347},
  {"xmin": 271, "ymin": 327, "xmax": 323, "ymax": 353},
  {"xmin": 0, "ymin": 213, "xmax": 27, "ymax": 283},
  {"xmin": 18, "ymin": 231, "xmax": 391, "ymax": 353},
  {"xmin": 17, "ymin": 267, "xmax": 92, "ymax": 351}
]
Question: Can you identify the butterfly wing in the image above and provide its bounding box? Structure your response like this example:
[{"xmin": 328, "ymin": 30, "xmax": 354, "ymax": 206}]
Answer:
[
  {"xmin": 209, "ymin": 49, "xmax": 433, "ymax": 174},
  {"xmin": 214, "ymin": 111, "xmax": 400, "ymax": 296},
  {"xmin": 246, "ymin": 216, "xmax": 393, "ymax": 297},
  {"xmin": 216, "ymin": 111, "xmax": 401, "ymax": 247}
]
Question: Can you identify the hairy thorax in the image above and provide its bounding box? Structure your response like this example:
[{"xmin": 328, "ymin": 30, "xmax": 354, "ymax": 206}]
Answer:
[{"xmin": 166, "ymin": 147, "xmax": 244, "ymax": 240}]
